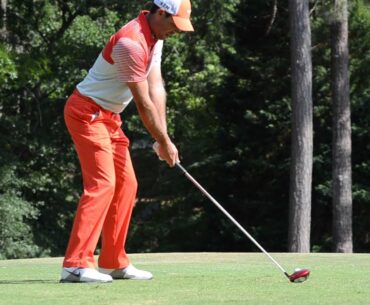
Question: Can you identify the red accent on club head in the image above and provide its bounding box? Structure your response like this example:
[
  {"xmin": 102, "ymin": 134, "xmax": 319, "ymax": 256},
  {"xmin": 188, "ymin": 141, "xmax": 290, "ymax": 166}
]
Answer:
[{"xmin": 289, "ymin": 269, "xmax": 310, "ymax": 283}]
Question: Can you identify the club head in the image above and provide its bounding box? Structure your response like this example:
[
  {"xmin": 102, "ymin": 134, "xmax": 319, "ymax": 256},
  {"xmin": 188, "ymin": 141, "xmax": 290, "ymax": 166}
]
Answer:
[{"xmin": 288, "ymin": 268, "xmax": 310, "ymax": 283}]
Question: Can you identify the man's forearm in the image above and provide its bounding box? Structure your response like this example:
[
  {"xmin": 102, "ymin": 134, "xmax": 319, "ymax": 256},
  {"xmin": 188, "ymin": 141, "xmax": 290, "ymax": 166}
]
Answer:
[
  {"xmin": 149, "ymin": 82, "xmax": 167, "ymax": 134},
  {"xmin": 135, "ymin": 98, "xmax": 170, "ymax": 145},
  {"xmin": 128, "ymin": 81, "xmax": 170, "ymax": 145}
]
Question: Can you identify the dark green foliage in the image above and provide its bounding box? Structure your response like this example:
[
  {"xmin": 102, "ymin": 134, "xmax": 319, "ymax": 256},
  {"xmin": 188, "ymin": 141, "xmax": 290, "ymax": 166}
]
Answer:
[
  {"xmin": 309, "ymin": 0, "xmax": 370, "ymax": 252},
  {"xmin": 0, "ymin": 167, "xmax": 43, "ymax": 258},
  {"xmin": 347, "ymin": 1, "xmax": 370, "ymax": 251},
  {"xmin": 0, "ymin": 0, "xmax": 369, "ymax": 258}
]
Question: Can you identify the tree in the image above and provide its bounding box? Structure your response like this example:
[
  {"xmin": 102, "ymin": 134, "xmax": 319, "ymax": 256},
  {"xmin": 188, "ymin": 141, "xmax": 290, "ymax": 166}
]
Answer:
[
  {"xmin": 1, "ymin": 0, "xmax": 370, "ymax": 257},
  {"xmin": 0, "ymin": 0, "xmax": 6, "ymax": 40},
  {"xmin": 349, "ymin": 0, "xmax": 370, "ymax": 252},
  {"xmin": 0, "ymin": 166, "xmax": 43, "ymax": 259},
  {"xmin": 288, "ymin": 0, "xmax": 313, "ymax": 252},
  {"xmin": 331, "ymin": 0, "xmax": 353, "ymax": 253}
]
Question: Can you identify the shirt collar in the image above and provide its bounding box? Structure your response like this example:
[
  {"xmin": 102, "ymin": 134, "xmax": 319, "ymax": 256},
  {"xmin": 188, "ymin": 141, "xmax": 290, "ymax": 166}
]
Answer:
[{"xmin": 138, "ymin": 11, "xmax": 157, "ymax": 48}]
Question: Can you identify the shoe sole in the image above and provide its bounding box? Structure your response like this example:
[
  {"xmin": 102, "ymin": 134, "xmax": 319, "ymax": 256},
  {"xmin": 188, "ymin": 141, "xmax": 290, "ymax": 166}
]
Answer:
[
  {"xmin": 111, "ymin": 276, "xmax": 153, "ymax": 280},
  {"xmin": 60, "ymin": 279, "xmax": 112, "ymax": 283}
]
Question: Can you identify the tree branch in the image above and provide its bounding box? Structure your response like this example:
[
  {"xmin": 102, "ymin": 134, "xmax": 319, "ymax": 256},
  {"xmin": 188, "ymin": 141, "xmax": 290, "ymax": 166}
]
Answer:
[
  {"xmin": 309, "ymin": 0, "xmax": 319, "ymax": 16},
  {"xmin": 265, "ymin": 0, "xmax": 278, "ymax": 36}
]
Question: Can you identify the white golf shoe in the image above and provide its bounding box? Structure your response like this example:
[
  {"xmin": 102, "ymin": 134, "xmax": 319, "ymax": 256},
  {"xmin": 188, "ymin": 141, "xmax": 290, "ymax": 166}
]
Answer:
[
  {"xmin": 99, "ymin": 264, "xmax": 153, "ymax": 280},
  {"xmin": 60, "ymin": 267, "xmax": 113, "ymax": 283}
]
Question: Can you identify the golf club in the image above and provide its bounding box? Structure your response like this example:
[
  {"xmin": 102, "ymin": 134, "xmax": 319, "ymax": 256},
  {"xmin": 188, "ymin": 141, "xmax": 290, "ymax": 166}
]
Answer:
[
  {"xmin": 152, "ymin": 143, "xmax": 309, "ymax": 283},
  {"xmin": 174, "ymin": 162, "xmax": 310, "ymax": 283}
]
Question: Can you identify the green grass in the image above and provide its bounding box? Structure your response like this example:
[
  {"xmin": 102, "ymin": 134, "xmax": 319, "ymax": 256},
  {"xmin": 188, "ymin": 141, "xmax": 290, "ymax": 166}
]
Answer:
[{"xmin": 0, "ymin": 253, "xmax": 369, "ymax": 305}]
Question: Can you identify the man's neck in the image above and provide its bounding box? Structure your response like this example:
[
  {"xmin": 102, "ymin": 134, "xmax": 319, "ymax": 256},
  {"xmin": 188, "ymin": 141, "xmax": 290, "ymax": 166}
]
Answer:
[{"xmin": 146, "ymin": 13, "xmax": 157, "ymax": 40}]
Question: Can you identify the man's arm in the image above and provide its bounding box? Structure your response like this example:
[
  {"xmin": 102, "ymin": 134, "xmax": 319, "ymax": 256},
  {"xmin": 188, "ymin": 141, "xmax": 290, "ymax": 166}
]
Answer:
[
  {"xmin": 127, "ymin": 80, "xmax": 178, "ymax": 167},
  {"xmin": 147, "ymin": 64, "xmax": 167, "ymax": 133}
]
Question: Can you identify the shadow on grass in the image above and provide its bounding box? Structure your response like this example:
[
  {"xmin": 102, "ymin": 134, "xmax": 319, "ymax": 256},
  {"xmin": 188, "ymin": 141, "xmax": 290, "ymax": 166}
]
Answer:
[{"xmin": 0, "ymin": 280, "xmax": 58, "ymax": 285}]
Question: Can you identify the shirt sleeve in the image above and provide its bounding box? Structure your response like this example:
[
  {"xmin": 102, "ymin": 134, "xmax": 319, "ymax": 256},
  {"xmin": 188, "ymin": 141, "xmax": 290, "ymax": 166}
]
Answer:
[
  {"xmin": 146, "ymin": 40, "xmax": 163, "ymax": 76},
  {"xmin": 151, "ymin": 40, "xmax": 163, "ymax": 67},
  {"xmin": 111, "ymin": 37, "xmax": 147, "ymax": 83}
]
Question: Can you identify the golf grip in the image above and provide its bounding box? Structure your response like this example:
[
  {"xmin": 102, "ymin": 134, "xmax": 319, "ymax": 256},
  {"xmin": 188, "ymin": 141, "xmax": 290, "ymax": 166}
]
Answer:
[{"xmin": 175, "ymin": 162, "xmax": 289, "ymax": 277}]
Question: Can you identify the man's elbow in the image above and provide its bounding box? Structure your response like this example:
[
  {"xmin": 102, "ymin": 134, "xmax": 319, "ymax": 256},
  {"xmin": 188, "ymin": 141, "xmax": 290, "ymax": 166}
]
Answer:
[{"xmin": 150, "ymin": 84, "xmax": 166, "ymax": 99}]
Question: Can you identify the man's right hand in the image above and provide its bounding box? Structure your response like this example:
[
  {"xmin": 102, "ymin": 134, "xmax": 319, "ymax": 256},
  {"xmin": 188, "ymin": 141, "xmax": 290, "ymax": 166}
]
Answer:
[{"xmin": 153, "ymin": 141, "xmax": 179, "ymax": 167}]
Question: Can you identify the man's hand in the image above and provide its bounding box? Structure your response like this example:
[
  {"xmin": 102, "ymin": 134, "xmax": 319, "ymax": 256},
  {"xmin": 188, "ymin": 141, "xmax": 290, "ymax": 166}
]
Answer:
[{"xmin": 153, "ymin": 141, "xmax": 179, "ymax": 167}]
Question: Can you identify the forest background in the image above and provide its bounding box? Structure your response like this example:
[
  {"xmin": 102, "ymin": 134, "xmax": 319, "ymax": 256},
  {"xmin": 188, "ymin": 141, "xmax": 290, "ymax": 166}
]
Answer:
[{"xmin": 0, "ymin": 0, "xmax": 369, "ymax": 259}]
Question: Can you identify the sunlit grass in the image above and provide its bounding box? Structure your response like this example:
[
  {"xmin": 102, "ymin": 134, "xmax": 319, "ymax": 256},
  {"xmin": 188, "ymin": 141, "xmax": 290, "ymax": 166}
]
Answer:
[{"xmin": 0, "ymin": 253, "xmax": 369, "ymax": 305}]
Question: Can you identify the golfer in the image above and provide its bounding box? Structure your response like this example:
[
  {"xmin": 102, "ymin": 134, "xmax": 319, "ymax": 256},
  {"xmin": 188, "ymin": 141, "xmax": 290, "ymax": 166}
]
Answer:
[{"xmin": 61, "ymin": 0, "xmax": 194, "ymax": 283}]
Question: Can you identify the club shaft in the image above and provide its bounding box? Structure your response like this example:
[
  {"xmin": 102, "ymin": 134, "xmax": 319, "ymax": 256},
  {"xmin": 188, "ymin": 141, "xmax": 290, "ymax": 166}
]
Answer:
[{"xmin": 176, "ymin": 162, "xmax": 288, "ymax": 275}]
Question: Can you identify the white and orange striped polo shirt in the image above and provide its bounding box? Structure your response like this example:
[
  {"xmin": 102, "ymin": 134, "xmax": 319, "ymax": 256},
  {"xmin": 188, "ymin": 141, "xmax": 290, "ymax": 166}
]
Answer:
[{"xmin": 77, "ymin": 11, "xmax": 163, "ymax": 113}]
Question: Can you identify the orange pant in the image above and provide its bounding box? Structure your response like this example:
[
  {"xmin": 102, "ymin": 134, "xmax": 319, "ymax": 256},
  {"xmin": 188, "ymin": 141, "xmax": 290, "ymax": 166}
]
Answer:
[{"xmin": 63, "ymin": 90, "xmax": 137, "ymax": 269}]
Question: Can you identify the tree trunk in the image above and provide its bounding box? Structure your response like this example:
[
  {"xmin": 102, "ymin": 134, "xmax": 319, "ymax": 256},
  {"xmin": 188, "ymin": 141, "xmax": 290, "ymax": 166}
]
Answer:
[
  {"xmin": 0, "ymin": 0, "xmax": 6, "ymax": 39},
  {"xmin": 331, "ymin": 0, "xmax": 353, "ymax": 253},
  {"xmin": 288, "ymin": 0, "xmax": 313, "ymax": 253}
]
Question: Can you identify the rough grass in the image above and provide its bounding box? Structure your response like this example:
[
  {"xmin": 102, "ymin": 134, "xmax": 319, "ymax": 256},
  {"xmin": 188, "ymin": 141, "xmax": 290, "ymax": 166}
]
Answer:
[{"xmin": 0, "ymin": 252, "xmax": 369, "ymax": 305}]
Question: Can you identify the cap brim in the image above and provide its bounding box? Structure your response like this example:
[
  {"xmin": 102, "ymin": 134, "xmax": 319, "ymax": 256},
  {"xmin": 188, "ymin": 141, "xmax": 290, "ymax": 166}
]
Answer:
[{"xmin": 172, "ymin": 16, "xmax": 194, "ymax": 32}]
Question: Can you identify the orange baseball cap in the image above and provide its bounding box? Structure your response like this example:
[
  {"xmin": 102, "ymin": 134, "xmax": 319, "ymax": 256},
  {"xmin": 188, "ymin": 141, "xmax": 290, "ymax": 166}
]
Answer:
[{"xmin": 154, "ymin": 0, "xmax": 194, "ymax": 32}]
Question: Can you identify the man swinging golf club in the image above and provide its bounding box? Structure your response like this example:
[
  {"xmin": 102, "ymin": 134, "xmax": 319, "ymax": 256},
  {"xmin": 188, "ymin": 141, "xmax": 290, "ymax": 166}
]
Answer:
[{"xmin": 61, "ymin": 0, "xmax": 194, "ymax": 283}]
